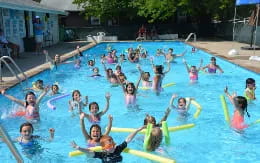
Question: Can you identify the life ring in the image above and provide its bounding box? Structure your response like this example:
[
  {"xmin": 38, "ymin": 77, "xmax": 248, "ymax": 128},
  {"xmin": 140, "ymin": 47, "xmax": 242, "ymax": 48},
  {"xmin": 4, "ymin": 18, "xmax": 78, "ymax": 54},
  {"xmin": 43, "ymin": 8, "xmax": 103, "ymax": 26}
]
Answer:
[
  {"xmin": 186, "ymin": 98, "xmax": 202, "ymax": 119},
  {"xmin": 47, "ymin": 93, "xmax": 70, "ymax": 110},
  {"xmin": 109, "ymin": 123, "xmax": 195, "ymax": 134},
  {"xmin": 162, "ymin": 121, "xmax": 170, "ymax": 145},
  {"xmin": 143, "ymin": 123, "xmax": 153, "ymax": 151},
  {"xmin": 220, "ymin": 95, "xmax": 230, "ymax": 124},
  {"xmin": 69, "ymin": 147, "xmax": 175, "ymax": 162},
  {"xmin": 139, "ymin": 82, "xmax": 175, "ymax": 90}
]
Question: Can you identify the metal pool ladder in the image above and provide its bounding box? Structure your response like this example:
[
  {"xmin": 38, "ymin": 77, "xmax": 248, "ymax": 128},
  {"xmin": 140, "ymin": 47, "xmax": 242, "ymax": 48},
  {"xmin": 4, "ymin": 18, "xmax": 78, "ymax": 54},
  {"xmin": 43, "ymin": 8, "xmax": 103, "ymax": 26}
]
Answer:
[
  {"xmin": 0, "ymin": 124, "xmax": 24, "ymax": 162},
  {"xmin": 185, "ymin": 33, "xmax": 197, "ymax": 42},
  {"xmin": 0, "ymin": 56, "xmax": 28, "ymax": 86}
]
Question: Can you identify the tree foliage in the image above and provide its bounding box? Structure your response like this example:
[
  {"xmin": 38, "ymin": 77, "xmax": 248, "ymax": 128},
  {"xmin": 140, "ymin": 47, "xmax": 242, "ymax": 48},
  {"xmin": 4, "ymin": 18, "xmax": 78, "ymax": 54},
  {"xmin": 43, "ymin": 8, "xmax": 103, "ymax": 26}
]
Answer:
[{"xmin": 73, "ymin": 0, "xmax": 253, "ymax": 23}]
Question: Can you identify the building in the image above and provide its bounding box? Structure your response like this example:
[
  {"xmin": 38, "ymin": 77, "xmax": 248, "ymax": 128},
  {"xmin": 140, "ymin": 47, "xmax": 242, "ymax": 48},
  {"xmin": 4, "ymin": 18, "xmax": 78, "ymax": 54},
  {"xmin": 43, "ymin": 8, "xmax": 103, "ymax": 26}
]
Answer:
[{"xmin": 0, "ymin": 0, "xmax": 66, "ymax": 52}]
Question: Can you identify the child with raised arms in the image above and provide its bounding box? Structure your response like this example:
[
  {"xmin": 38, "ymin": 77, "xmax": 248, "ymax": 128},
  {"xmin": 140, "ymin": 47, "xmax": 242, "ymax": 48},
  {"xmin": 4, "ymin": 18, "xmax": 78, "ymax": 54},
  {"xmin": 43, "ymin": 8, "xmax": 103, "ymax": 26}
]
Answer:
[
  {"xmin": 202, "ymin": 57, "xmax": 224, "ymax": 73},
  {"xmin": 71, "ymin": 126, "xmax": 145, "ymax": 162},
  {"xmin": 183, "ymin": 58, "xmax": 203, "ymax": 83},
  {"xmin": 79, "ymin": 113, "xmax": 113, "ymax": 147},
  {"xmin": 169, "ymin": 94, "xmax": 193, "ymax": 115},
  {"xmin": 81, "ymin": 92, "xmax": 111, "ymax": 123},
  {"xmin": 69, "ymin": 90, "xmax": 88, "ymax": 115},
  {"xmin": 224, "ymin": 87, "xmax": 250, "ymax": 130},
  {"xmin": 1, "ymin": 87, "xmax": 49, "ymax": 122}
]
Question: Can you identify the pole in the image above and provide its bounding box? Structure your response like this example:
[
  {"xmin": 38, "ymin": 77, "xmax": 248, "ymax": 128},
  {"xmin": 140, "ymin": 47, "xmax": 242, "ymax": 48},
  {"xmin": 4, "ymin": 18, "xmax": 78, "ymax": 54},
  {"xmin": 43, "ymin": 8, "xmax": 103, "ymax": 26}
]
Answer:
[{"xmin": 253, "ymin": 4, "xmax": 260, "ymax": 55}]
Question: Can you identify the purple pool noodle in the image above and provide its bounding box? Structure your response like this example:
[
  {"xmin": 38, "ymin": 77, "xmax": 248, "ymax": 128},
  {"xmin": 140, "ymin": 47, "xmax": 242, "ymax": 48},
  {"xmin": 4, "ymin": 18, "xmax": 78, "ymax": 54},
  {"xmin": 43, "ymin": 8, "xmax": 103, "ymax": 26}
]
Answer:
[{"xmin": 47, "ymin": 93, "xmax": 70, "ymax": 110}]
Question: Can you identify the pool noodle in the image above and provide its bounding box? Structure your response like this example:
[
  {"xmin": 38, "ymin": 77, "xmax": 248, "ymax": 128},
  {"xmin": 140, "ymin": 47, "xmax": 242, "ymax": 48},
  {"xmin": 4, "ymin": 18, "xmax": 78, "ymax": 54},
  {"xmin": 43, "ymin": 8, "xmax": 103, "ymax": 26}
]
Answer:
[
  {"xmin": 47, "ymin": 93, "xmax": 70, "ymax": 110},
  {"xmin": 143, "ymin": 123, "xmax": 152, "ymax": 151},
  {"xmin": 220, "ymin": 95, "xmax": 230, "ymax": 124},
  {"xmin": 110, "ymin": 123, "xmax": 195, "ymax": 133},
  {"xmin": 69, "ymin": 147, "xmax": 175, "ymax": 162},
  {"xmin": 162, "ymin": 121, "xmax": 170, "ymax": 145}
]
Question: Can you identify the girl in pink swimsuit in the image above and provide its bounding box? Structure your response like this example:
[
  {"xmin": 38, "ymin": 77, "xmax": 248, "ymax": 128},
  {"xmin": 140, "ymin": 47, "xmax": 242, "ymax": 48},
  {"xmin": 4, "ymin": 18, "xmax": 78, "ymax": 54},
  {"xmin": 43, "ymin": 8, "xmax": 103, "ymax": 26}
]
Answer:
[
  {"xmin": 82, "ymin": 92, "xmax": 110, "ymax": 124},
  {"xmin": 118, "ymin": 74, "xmax": 141, "ymax": 107},
  {"xmin": 1, "ymin": 87, "xmax": 49, "ymax": 122},
  {"xmin": 183, "ymin": 58, "xmax": 203, "ymax": 83},
  {"xmin": 79, "ymin": 113, "xmax": 113, "ymax": 147},
  {"xmin": 224, "ymin": 87, "xmax": 250, "ymax": 131}
]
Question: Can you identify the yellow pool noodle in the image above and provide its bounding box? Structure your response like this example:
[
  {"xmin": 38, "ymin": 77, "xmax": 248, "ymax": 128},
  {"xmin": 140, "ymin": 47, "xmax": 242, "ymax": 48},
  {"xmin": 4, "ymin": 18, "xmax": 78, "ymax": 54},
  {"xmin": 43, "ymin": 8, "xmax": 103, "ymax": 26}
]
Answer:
[
  {"xmin": 110, "ymin": 123, "xmax": 195, "ymax": 133},
  {"xmin": 70, "ymin": 147, "xmax": 175, "ymax": 162},
  {"xmin": 191, "ymin": 100, "xmax": 202, "ymax": 118},
  {"xmin": 69, "ymin": 146, "xmax": 102, "ymax": 157},
  {"xmin": 220, "ymin": 95, "xmax": 230, "ymax": 124}
]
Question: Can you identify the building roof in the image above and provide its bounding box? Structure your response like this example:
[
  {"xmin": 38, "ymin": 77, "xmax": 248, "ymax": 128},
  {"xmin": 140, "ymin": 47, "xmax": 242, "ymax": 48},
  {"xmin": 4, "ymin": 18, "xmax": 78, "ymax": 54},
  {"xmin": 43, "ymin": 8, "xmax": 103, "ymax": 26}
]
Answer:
[
  {"xmin": 40, "ymin": 0, "xmax": 83, "ymax": 11},
  {"xmin": 0, "ymin": 0, "xmax": 67, "ymax": 15}
]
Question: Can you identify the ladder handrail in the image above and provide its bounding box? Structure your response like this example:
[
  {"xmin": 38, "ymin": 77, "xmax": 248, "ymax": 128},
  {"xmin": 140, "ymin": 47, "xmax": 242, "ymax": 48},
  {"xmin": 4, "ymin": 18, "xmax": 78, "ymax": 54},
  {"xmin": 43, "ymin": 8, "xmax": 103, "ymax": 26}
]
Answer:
[
  {"xmin": 0, "ymin": 56, "xmax": 28, "ymax": 86},
  {"xmin": 185, "ymin": 33, "xmax": 196, "ymax": 42},
  {"xmin": 0, "ymin": 124, "xmax": 24, "ymax": 163}
]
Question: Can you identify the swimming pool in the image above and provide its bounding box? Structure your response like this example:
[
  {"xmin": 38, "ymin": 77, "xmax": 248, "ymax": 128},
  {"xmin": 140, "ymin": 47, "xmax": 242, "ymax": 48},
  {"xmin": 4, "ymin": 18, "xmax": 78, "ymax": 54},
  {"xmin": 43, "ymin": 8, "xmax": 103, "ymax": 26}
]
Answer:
[{"xmin": 0, "ymin": 41, "xmax": 259, "ymax": 163}]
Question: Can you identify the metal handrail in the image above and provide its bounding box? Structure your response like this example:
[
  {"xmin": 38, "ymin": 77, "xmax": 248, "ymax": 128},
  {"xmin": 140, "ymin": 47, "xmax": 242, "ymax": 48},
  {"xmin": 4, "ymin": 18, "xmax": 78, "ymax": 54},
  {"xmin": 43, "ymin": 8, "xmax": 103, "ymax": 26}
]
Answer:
[
  {"xmin": 185, "ymin": 33, "xmax": 197, "ymax": 42},
  {"xmin": 0, "ymin": 124, "xmax": 24, "ymax": 162},
  {"xmin": 0, "ymin": 56, "xmax": 28, "ymax": 86}
]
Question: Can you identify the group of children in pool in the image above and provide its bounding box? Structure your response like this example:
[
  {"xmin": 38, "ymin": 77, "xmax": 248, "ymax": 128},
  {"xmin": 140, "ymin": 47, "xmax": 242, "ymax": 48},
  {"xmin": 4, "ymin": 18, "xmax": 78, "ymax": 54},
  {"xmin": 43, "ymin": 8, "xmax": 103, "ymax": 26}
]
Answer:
[{"xmin": 0, "ymin": 45, "xmax": 257, "ymax": 162}]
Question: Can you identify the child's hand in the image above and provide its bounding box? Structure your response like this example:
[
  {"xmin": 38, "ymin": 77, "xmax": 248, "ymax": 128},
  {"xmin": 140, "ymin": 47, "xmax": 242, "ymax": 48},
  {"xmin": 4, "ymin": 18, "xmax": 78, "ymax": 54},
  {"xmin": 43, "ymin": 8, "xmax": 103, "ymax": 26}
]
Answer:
[
  {"xmin": 171, "ymin": 94, "xmax": 178, "ymax": 99},
  {"xmin": 80, "ymin": 112, "xmax": 85, "ymax": 120},
  {"xmin": 0, "ymin": 89, "xmax": 5, "ymax": 95},
  {"xmin": 49, "ymin": 128, "xmax": 55, "ymax": 134},
  {"xmin": 71, "ymin": 141, "xmax": 78, "ymax": 149},
  {"xmin": 108, "ymin": 114, "xmax": 113, "ymax": 121},
  {"xmin": 105, "ymin": 92, "xmax": 111, "ymax": 100},
  {"xmin": 224, "ymin": 86, "xmax": 228, "ymax": 93},
  {"xmin": 76, "ymin": 45, "xmax": 80, "ymax": 49}
]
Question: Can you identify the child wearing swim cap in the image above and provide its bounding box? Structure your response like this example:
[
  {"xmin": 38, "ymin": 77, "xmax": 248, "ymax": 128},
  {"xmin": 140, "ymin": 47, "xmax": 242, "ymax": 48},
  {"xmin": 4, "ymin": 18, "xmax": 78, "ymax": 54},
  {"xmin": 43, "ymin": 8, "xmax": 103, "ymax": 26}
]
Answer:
[
  {"xmin": 79, "ymin": 113, "xmax": 113, "ymax": 147},
  {"xmin": 71, "ymin": 126, "xmax": 144, "ymax": 162},
  {"xmin": 81, "ymin": 92, "xmax": 110, "ymax": 123},
  {"xmin": 244, "ymin": 78, "xmax": 256, "ymax": 101},
  {"xmin": 224, "ymin": 87, "xmax": 250, "ymax": 130}
]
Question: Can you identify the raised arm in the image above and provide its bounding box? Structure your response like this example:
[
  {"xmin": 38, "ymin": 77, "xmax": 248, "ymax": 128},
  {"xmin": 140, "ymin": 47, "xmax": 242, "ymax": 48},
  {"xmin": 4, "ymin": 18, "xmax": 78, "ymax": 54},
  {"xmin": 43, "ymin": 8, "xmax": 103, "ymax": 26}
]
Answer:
[
  {"xmin": 197, "ymin": 59, "xmax": 203, "ymax": 71},
  {"xmin": 183, "ymin": 58, "xmax": 190, "ymax": 73},
  {"xmin": 125, "ymin": 126, "xmax": 145, "ymax": 143},
  {"xmin": 176, "ymin": 49, "xmax": 187, "ymax": 57},
  {"xmin": 169, "ymin": 94, "xmax": 177, "ymax": 108},
  {"xmin": 135, "ymin": 70, "xmax": 142, "ymax": 90},
  {"xmin": 80, "ymin": 113, "xmax": 91, "ymax": 142},
  {"xmin": 71, "ymin": 141, "xmax": 94, "ymax": 157},
  {"xmin": 103, "ymin": 115, "xmax": 113, "ymax": 136},
  {"xmin": 224, "ymin": 86, "xmax": 235, "ymax": 105},
  {"xmin": 0, "ymin": 89, "xmax": 25, "ymax": 106},
  {"xmin": 36, "ymin": 86, "xmax": 49, "ymax": 106},
  {"xmin": 99, "ymin": 93, "xmax": 111, "ymax": 116},
  {"xmin": 163, "ymin": 61, "xmax": 171, "ymax": 74},
  {"xmin": 158, "ymin": 107, "xmax": 171, "ymax": 126}
]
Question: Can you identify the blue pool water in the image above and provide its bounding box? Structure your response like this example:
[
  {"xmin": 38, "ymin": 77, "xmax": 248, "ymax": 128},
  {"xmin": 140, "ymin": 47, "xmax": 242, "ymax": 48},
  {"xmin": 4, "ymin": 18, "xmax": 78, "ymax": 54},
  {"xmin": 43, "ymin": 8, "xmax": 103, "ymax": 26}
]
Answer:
[{"xmin": 0, "ymin": 41, "xmax": 259, "ymax": 163}]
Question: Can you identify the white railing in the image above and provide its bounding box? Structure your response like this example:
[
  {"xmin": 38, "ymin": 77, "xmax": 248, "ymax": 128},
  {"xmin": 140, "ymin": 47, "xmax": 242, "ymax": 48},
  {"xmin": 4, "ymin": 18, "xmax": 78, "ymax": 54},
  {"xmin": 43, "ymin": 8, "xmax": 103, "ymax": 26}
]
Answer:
[
  {"xmin": 0, "ymin": 125, "xmax": 24, "ymax": 162},
  {"xmin": 185, "ymin": 33, "xmax": 196, "ymax": 42},
  {"xmin": 0, "ymin": 56, "xmax": 28, "ymax": 86}
]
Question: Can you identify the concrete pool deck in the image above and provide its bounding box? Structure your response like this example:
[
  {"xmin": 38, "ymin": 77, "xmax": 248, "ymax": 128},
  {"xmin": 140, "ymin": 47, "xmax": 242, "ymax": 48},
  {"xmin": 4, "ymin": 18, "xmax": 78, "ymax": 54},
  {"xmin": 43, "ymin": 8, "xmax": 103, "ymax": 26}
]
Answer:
[{"xmin": 0, "ymin": 40, "xmax": 259, "ymax": 89}]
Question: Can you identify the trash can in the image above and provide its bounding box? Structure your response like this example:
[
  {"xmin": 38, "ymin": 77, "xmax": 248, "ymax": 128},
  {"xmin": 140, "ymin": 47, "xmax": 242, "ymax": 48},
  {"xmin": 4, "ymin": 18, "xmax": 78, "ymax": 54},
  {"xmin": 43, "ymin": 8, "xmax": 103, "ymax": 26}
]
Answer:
[{"xmin": 23, "ymin": 37, "xmax": 36, "ymax": 52}]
